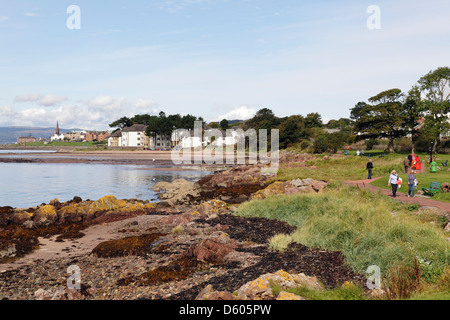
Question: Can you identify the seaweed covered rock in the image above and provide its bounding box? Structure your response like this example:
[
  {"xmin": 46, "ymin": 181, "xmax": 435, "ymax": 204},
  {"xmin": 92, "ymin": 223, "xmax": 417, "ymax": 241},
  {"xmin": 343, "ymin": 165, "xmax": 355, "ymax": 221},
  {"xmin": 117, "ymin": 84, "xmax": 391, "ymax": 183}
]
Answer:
[
  {"xmin": 152, "ymin": 179, "xmax": 201, "ymax": 205},
  {"xmin": 33, "ymin": 205, "xmax": 58, "ymax": 227},
  {"xmin": 57, "ymin": 195, "xmax": 156, "ymax": 224},
  {"xmin": 196, "ymin": 166, "xmax": 271, "ymax": 203},
  {"xmin": 250, "ymin": 178, "xmax": 328, "ymax": 200}
]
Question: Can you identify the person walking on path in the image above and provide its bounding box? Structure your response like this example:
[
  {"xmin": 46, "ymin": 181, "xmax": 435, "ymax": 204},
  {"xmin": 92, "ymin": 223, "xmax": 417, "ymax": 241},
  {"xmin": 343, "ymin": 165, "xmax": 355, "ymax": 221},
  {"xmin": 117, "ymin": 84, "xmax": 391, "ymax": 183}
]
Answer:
[
  {"xmin": 388, "ymin": 170, "xmax": 399, "ymax": 198},
  {"xmin": 366, "ymin": 159, "xmax": 373, "ymax": 179},
  {"xmin": 404, "ymin": 156, "xmax": 411, "ymax": 174},
  {"xmin": 407, "ymin": 170, "xmax": 417, "ymax": 198}
]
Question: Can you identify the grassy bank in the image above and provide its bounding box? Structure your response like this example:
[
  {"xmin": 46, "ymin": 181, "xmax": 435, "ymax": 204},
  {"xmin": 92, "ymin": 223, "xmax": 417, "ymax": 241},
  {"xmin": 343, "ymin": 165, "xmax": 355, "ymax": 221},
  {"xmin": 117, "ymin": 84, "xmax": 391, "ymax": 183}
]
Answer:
[
  {"xmin": 235, "ymin": 184, "xmax": 450, "ymax": 287},
  {"xmin": 276, "ymin": 151, "xmax": 409, "ymax": 182}
]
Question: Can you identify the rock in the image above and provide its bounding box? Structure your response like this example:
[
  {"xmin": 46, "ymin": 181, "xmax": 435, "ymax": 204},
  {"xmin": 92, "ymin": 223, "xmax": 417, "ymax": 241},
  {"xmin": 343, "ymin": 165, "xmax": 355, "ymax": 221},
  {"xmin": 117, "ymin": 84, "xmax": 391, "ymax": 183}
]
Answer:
[
  {"xmin": 368, "ymin": 288, "xmax": 386, "ymax": 299},
  {"xmin": 33, "ymin": 205, "xmax": 58, "ymax": 227},
  {"xmin": 236, "ymin": 270, "xmax": 323, "ymax": 300},
  {"xmin": 250, "ymin": 179, "xmax": 328, "ymax": 200},
  {"xmin": 58, "ymin": 196, "xmax": 156, "ymax": 224},
  {"xmin": 185, "ymin": 199, "xmax": 229, "ymax": 220},
  {"xmin": 195, "ymin": 285, "xmax": 237, "ymax": 300},
  {"xmin": 0, "ymin": 244, "xmax": 16, "ymax": 259},
  {"xmin": 8, "ymin": 210, "xmax": 33, "ymax": 225},
  {"xmin": 292, "ymin": 273, "xmax": 324, "ymax": 291},
  {"xmin": 34, "ymin": 287, "xmax": 85, "ymax": 300},
  {"xmin": 444, "ymin": 223, "xmax": 450, "ymax": 233},
  {"xmin": 250, "ymin": 181, "xmax": 288, "ymax": 200},
  {"xmin": 276, "ymin": 291, "xmax": 304, "ymax": 300},
  {"xmin": 196, "ymin": 166, "xmax": 270, "ymax": 203},
  {"xmin": 188, "ymin": 231, "xmax": 238, "ymax": 264},
  {"xmin": 311, "ymin": 180, "xmax": 328, "ymax": 193},
  {"xmin": 153, "ymin": 179, "xmax": 201, "ymax": 205},
  {"xmin": 0, "ymin": 206, "xmax": 14, "ymax": 227},
  {"xmin": 49, "ymin": 199, "xmax": 62, "ymax": 210},
  {"xmin": 289, "ymin": 179, "xmax": 304, "ymax": 188}
]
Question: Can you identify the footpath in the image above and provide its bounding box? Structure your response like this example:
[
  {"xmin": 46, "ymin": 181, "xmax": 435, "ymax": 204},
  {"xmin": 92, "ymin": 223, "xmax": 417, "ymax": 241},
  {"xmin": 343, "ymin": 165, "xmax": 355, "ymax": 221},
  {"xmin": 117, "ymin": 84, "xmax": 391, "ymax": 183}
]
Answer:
[{"xmin": 344, "ymin": 177, "xmax": 450, "ymax": 214}]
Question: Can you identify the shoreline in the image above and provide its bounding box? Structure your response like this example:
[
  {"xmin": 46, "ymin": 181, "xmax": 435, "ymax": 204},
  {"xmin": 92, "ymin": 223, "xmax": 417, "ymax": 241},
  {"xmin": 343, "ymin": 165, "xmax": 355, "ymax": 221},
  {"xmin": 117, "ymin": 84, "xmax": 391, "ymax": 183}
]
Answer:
[{"xmin": 0, "ymin": 148, "xmax": 245, "ymax": 171}]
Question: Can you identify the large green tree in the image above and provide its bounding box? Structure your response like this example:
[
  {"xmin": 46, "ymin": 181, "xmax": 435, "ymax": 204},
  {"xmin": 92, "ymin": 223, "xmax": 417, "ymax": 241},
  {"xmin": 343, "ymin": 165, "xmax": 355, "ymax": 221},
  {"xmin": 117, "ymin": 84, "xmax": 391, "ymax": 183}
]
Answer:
[
  {"xmin": 352, "ymin": 88, "xmax": 406, "ymax": 153},
  {"xmin": 403, "ymin": 86, "xmax": 424, "ymax": 153},
  {"xmin": 417, "ymin": 66, "xmax": 450, "ymax": 153}
]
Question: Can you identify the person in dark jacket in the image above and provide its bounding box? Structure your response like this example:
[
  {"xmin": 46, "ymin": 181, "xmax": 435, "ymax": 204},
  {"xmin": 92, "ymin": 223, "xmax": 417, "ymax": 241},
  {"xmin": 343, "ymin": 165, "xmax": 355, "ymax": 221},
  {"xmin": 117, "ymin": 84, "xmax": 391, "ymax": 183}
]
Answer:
[{"xmin": 366, "ymin": 159, "xmax": 373, "ymax": 179}]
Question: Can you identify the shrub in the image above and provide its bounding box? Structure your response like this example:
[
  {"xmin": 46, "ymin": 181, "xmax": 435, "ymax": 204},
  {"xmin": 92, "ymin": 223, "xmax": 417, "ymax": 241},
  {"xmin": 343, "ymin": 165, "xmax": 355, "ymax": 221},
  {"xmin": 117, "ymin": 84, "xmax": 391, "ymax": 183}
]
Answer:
[
  {"xmin": 365, "ymin": 138, "xmax": 378, "ymax": 151},
  {"xmin": 382, "ymin": 258, "xmax": 421, "ymax": 300}
]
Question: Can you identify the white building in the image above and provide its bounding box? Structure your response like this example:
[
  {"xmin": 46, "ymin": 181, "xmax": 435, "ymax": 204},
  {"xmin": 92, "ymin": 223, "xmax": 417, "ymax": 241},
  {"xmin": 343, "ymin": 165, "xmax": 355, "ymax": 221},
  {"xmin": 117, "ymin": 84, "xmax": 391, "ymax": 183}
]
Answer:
[{"xmin": 120, "ymin": 124, "xmax": 147, "ymax": 148}]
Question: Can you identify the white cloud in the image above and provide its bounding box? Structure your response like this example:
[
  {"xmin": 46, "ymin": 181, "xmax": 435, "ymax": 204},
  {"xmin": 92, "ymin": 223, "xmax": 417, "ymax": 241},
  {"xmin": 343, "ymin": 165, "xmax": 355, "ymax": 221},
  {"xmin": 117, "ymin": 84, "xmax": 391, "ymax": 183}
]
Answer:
[
  {"xmin": 14, "ymin": 94, "xmax": 67, "ymax": 107},
  {"xmin": 2, "ymin": 95, "xmax": 161, "ymax": 129},
  {"xmin": 24, "ymin": 13, "xmax": 38, "ymax": 17},
  {"xmin": 211, "ymin": 105, "xmax": 257, "ymax": 122},
  {"xmin": 0, "ymin": 16, "xmax": 8, "ymax": 22}
]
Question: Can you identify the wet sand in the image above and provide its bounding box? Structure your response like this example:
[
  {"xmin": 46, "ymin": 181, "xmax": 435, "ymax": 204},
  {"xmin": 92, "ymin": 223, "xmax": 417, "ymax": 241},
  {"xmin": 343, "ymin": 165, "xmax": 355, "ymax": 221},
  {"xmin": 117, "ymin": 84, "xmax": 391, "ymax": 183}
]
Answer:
[{"xmin": 0, "ymin": 214, "xmax": 163, "ymax": 272}]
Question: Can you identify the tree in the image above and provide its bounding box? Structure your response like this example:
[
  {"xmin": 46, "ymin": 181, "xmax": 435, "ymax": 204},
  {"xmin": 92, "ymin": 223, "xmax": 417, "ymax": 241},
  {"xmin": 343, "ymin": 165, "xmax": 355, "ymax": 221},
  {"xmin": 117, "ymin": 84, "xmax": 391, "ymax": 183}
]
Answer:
[
  {"xmin": 350, "ymin": 102, "xmax": 368, "ymax": 121},
  {"xmin": 403, "ymin": 86, "xmax": 424, "ymax": 153},
  {"xmin": 417, "ymin": 66, "xmax": 450, "ymax": 153},
  {"xmin": 219, "ymin": 119, "xmax": 230, "ymax": 131},
  {"xmin": 245, "ymin": 108, "xmax": 280, "ymax": 131},
  {"xmin": 352, "ymin": 88, "xmax": 406, "ymax": 153},
  {"xmin": 109, "ymin": 116, "xmax": 132, "ymax": 129},
  {"xmin": 304, "ymin": 112, "xmax": 323, "ymax": 128},
  {"xmin": 279, "ymin": 115, "xmax": 305, "ymax": 149}
]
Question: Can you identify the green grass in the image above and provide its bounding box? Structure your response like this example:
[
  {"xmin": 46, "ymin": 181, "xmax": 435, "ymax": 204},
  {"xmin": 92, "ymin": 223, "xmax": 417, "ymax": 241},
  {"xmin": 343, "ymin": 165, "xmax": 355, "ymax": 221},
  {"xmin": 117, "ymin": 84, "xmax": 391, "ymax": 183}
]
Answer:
[
  {"xmin": 276, "ymin": 150, "xmax": 410, "ymax": 182},
  {"xmin": 19, "ymin": 141, "xmax": 107, "ymax": 147},
  {"xmin": 235, "ymin": 184, "xmax": 450, "ymax": 279}
]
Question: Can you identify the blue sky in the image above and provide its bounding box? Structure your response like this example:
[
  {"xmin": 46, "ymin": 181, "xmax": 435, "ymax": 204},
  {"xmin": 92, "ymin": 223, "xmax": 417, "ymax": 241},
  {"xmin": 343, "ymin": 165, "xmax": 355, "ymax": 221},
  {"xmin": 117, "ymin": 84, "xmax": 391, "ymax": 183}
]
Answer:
[{"xmin": 0, "ymin": 0, "xmax": 449, "ymax": 130}]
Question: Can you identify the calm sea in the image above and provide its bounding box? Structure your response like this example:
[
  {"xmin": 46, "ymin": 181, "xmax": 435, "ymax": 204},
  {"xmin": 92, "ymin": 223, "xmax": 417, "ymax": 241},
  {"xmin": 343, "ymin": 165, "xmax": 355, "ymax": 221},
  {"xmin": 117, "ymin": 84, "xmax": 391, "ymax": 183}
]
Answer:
[{"xmin": 0, "ymin": 162, "xmax": 210, "ymax": 208}]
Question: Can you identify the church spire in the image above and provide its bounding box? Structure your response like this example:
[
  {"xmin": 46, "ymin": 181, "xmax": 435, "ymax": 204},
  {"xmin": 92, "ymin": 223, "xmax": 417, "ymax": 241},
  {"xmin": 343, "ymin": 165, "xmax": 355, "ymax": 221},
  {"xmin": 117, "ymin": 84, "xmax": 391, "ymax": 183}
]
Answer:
[{"xmin": 56, "ymin": 121, "xmax": 60, "ymax": 135}]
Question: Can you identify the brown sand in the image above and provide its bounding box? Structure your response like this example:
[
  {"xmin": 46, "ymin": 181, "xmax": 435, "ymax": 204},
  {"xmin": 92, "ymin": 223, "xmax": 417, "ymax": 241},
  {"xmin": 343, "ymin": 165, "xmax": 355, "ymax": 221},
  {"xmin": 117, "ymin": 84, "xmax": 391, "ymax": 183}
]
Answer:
[{"xmin": 0, "ymin": 214, "xmax": 163, "ymax": 272}]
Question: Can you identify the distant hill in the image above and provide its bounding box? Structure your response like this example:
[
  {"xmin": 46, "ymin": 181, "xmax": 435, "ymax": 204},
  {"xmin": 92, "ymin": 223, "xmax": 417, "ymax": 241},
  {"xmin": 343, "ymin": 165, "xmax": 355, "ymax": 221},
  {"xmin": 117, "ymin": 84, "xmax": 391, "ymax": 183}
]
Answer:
[{"xmin": 0, "ymin": 127, "xmax": 81, "ymax": 144}]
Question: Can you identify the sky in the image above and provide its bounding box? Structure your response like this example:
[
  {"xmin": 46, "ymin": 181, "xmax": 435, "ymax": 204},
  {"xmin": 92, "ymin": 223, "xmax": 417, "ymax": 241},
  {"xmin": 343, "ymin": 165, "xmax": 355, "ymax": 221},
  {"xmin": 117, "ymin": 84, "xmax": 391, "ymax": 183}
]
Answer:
[{"xmin": 0, "ymin": 0, "xmax": 449, "ymax": 130}]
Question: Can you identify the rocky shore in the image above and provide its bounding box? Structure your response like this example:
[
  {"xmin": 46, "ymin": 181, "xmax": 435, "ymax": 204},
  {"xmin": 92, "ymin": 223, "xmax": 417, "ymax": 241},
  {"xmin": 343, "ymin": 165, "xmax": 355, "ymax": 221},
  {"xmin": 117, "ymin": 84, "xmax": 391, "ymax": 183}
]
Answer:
[{"xmin": 0, "ymin": 162, "xmax": 367, "ymax": 300}]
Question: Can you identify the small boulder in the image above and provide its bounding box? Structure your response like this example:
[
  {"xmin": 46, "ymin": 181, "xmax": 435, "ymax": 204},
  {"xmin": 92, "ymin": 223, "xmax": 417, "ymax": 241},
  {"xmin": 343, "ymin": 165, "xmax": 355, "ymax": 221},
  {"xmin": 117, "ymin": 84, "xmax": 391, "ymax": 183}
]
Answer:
[
  {"xmin": 195, "ymin": 285, "xmax": 237, "ymax": 300},
  {"xmin": 236, "ymin": 270, "xmax": 322, "ymax": 300},
  {"xmin": 188, "ymin": 232, "xmax": 238, "ymax": 264},
  {"xmin": 33, "ymin": 205, "xmax": 58, "ymax": 227},
  {"xmin": 276, "ymin": 291, "xmax": 304, "ymax": 300}
]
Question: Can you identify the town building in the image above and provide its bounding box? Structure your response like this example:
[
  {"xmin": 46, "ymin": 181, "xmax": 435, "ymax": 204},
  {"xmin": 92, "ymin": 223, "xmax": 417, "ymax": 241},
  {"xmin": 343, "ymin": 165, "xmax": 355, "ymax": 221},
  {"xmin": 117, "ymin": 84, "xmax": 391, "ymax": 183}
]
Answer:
[
  {"xmin": 85, "ymin": 131, "xmax": 110, "ymax": 142},
  {"xmin": 50, "ymin": 121, "xmax": 65, "ymax": 141},
  {"xmin": 107, "ymin": 130, "xmax": 122, "ymax": 147},
  {"xmin": 64, "ymin": 130, "xmax": 86, "ymax": 142},
  {"xmin": 17, "ymin": 136, "xmax": 36, "ymax": 144}
]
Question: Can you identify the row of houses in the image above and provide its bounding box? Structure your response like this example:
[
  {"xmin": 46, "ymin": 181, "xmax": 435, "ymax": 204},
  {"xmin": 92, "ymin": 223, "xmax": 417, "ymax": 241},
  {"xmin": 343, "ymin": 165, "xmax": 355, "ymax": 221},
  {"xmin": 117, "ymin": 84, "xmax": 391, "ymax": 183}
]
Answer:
[
  {"xmin": 17, "ymin": 121, "xmax": 244, "ymax": 148},
  {"xmin": 108, "ymin": 124, "xmax": 244, "ymax": 149}
]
